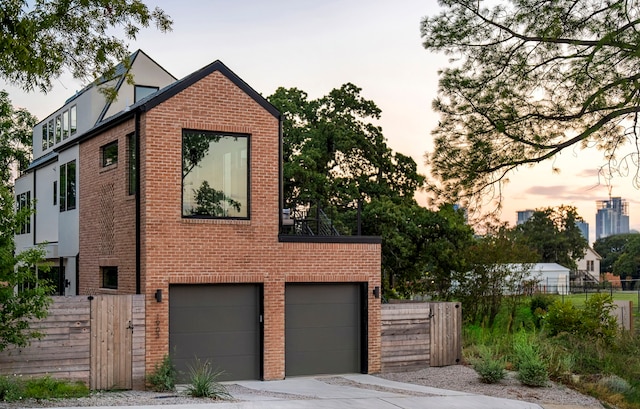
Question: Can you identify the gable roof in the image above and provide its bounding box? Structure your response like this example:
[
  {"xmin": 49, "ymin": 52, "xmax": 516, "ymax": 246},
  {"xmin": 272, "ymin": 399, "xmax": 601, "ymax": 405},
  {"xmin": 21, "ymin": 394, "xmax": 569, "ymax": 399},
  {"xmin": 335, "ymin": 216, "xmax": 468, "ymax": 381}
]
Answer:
[{"xmin": 58, "ymin": 59, "xmax": 279, "ymax": 150}]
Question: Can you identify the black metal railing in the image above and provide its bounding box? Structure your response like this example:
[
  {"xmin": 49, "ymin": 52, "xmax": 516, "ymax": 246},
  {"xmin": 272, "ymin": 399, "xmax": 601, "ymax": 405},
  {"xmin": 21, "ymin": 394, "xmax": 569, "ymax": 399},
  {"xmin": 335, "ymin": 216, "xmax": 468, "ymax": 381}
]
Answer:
[{"xmin": 279, "ymin": 200, "xmax": 363, "ymax": 237}]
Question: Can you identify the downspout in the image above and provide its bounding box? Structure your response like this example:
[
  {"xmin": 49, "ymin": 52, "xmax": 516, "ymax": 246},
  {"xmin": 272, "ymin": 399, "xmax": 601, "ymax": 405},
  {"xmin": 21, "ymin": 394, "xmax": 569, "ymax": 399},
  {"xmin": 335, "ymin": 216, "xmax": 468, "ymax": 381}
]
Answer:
[
  {"xmin": 32, "ymin": 170, "xmax": 36, "ymax": 246},
  {"xmin": 135, "ymin": 112, "xmax": 141, "ymax": 295},
  {"xmin": 278, "ymin": 115, "xmax": 283, "ymax": 233}
]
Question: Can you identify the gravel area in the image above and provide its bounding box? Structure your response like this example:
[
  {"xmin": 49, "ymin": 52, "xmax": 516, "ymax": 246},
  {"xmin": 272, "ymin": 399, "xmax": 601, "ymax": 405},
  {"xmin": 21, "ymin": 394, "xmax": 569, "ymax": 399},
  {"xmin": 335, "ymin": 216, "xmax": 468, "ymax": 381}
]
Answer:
[
  {"xmin": 0, "ymin": 365, "xmax": 605, "ymax": 408},
  {"xmin": 378, "ymin": 365, "xmax": 605, "ymax": 408}
]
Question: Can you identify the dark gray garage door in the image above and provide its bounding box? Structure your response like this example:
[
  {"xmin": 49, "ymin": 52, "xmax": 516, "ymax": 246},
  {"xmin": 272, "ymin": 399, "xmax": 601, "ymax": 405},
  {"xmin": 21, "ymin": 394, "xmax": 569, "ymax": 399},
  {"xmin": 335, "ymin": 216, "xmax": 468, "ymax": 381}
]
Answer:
[
  {"xmin": 169, "ymin": 284, "xmax": 261, "ymax": 382},
  {"xmin": 285, "ymin": 283, "xmax": 363, "ymax": 376}
]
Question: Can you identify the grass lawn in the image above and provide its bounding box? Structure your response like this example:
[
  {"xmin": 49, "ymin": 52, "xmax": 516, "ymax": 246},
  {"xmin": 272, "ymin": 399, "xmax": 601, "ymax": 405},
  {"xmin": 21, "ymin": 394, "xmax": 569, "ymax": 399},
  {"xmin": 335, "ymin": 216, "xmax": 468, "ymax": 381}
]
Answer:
[{"xmin": 546, "ymin": 291, "xmax": 640, "ymax": 319}]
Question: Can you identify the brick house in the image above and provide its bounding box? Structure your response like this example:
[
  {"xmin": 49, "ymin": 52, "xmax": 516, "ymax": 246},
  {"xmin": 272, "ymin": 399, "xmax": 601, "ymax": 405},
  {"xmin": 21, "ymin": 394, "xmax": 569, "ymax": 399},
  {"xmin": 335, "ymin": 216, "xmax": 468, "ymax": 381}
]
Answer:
[{"xmin": 15, "ymin": 51, "xmax": 381, "ymax": 382}]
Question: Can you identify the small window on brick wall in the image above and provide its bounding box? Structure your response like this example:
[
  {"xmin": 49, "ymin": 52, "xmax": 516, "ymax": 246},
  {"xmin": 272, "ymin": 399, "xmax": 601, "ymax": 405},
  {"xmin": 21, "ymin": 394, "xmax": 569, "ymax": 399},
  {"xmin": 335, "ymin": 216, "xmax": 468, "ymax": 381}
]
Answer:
[
  {"xmin": 101, "ymin": 266, "xmax": 118, "ymax": 289},
  {"xmin": 101, "ymin": 141, "xmax": 118, "ymax": 167}
]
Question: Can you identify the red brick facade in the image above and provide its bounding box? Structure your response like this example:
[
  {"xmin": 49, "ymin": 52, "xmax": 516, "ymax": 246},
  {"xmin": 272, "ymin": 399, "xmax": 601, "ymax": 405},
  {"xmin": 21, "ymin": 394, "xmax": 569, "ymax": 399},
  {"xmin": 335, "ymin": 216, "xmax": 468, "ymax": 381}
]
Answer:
[{"xmin": 79, "ymin": 68, "xmax": 381, "ymax": 381}]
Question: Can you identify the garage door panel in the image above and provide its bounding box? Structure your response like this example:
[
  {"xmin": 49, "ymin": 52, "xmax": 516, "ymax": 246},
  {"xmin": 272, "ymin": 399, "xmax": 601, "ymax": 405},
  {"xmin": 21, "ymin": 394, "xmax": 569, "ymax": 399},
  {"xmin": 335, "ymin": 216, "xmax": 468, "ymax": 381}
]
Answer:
[
  {"xmin": 170, "ymin": 284, "xmax": 261, "ymax": 382},
  {"xmin": 286, "ymin": 285, "xmax": 359, "ymax": 305},
  {"xmin": 287, "ymin": 327, "xmax": 359, "ymax": 352},
  {"xmin": 287, "ymin": 304, "xmax": 359, "ymax": 328},
  {"xmin": 170, "ymin": 306, "xmax": 257, "ymax": 333},
  {"xmin": 285, "ymin": 283, "xmax": 362, "ymax": 376},
  {"xmin": 286, "ymin": 349, "xmax": 359, "ymax": 375}
]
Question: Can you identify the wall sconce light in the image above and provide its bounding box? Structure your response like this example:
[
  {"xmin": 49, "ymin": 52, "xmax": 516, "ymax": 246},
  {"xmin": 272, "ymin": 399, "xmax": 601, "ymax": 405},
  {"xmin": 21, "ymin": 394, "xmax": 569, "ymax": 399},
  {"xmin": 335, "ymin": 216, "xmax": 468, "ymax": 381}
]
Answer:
[
  {"xmin": 372, "ymin": 286, "xmax": 380, "ymax": 299},
  {"xmin": 154, "ymin": 289, "xmax": 162, "ymax": 303}
]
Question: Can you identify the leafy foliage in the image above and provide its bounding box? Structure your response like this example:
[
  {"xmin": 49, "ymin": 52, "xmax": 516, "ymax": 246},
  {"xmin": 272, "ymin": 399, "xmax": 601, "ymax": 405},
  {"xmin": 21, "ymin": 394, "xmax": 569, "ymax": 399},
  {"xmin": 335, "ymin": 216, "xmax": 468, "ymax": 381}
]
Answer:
[
  {"xmin": 146, "ymin": 354, "xmax": 176, "ymax": 392},
  {"xmin": 0, "ymin": 184, "xmax": 52, "ymax": 351},
  {"xmin": 421, "ymin": 0, "xmax": 640, "ymax": 208},
  {"xmin": 594, "ymin": 234, "xmax": 638, "ymax": 276},
  {"xmin": 454, "ymin": 224, "xmax": 538, "ymax": 327},
  {"xmin": 270, "ymin": 84, "xmax": 476, "ymax": 298},
  {"xmin": 545, "ymin": 294, "xmax": 618, "ymax": 343},
  {"xmin": 513, "ymin": 206, "xmax": 588, "ymax": 271},
  {"xmin": 0, "ymin": 91, "xmax": 37, "ymax": 185},
  {"xmin": 0, "ymin": 0, "xmax": 172, "ymax": 93}
]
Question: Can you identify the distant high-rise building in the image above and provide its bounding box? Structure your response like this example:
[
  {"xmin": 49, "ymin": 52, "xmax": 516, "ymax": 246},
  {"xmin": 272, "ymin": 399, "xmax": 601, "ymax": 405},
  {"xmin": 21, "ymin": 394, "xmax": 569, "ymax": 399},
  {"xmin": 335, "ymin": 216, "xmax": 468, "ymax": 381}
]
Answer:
[
  {"xmin": 516, "ymin": 209, "xmax": 535, "ymax": 225},
  {"xmin": 595, "ymin": 197, "xmax": 629, "ymax": 240},
  {"xmin": 576, "ymin": 221, "xmax": 589, "ymax": 243}
]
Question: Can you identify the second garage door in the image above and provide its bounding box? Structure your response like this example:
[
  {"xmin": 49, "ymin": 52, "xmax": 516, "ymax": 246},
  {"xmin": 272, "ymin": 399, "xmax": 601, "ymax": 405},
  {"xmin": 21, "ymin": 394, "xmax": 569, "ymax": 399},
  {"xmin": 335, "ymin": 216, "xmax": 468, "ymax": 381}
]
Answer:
[
  {"xmin": 169, "ymin": 284, "xmax": 262, "ymax": 382},
  {"xmin": 285, "ymin": 283, "xmax": 364, "ymax": 376}
]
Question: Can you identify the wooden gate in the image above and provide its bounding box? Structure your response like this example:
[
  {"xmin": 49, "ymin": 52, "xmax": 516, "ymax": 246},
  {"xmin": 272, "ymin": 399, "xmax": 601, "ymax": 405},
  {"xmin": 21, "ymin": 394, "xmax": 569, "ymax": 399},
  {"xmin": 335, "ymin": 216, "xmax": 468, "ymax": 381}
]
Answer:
[
  {"xmin": 90, "ymin": 295, "xmax": 133, "ymax": 390},
  {"xmin": 429, "ymin": 302, "xmax": 462, "ymax": 367}
]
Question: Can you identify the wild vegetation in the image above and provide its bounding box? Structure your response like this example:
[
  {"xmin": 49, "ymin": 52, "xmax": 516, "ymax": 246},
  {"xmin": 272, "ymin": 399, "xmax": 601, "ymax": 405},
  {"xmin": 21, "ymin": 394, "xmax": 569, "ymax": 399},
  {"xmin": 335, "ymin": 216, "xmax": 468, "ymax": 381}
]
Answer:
[{"xmin": 464, "ymin": 293, "xmax": 640, "ymax": 408}]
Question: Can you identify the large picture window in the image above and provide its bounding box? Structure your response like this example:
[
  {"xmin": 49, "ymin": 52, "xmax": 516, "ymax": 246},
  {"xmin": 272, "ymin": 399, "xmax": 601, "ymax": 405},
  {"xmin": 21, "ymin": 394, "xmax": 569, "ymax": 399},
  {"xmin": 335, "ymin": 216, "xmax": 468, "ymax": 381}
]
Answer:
[
  {"xmin": 182, "ymin": 130, "xmax": 248, "ymax": 218},
  {"xmin": 59, "ymin": 160, "xmax": 76, "ymax": 212}
]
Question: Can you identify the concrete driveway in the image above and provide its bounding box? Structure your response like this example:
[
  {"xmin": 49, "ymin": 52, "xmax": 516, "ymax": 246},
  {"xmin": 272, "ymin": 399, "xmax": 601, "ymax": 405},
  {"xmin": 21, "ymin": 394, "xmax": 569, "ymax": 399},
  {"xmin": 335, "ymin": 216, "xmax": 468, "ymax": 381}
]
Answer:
[{"xmin": 32, "ymin": 374, "xmax": 545, "ymax": 409}]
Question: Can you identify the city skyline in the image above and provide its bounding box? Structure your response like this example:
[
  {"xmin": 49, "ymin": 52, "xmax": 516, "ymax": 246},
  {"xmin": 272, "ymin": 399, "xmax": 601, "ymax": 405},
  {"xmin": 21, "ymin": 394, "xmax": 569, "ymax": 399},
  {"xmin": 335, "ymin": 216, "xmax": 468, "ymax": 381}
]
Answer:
[{"xmin": 1, "ymin": 0, "xmax": 638, "ymax": 239}]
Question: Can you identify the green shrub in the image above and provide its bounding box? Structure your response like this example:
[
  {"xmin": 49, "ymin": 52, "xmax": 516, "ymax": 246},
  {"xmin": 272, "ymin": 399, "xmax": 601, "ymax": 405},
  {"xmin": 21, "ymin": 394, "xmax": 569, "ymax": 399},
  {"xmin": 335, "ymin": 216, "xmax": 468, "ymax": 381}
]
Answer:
[
  {"xmin": 529, "ymin": 294, "xmax": 555, "ymax": 328},
  {"xmin": 186, "ymin": 358, "xmax": 231, "ymax": 399},
  {"xmin": 599, "ymin": 375, "xmax": 632, "ymax": 394},
  {"xmin": 581, "ymin": 294, "xmax": 618, "ymax": 343},
  {"xmin": 545, "ymin": 300, "xmax": 581, "ymax": 336},
  {"xmin": 147, "ymin": 354, "xmax": 176, "ymax": 392},
  {"xmin": 471, "ymin": 347, "xmax": 506, "ymax": 384},
  {"xmin": 513, "ymin": 331, "xmax": 548, "ymax": 387},
  {"xmin": 22, "ymin": 376, "xmax": 89, "ymax": 399},
  {"xmin": 517, "ymin": 359, "xmax": 549, "ymax": 387},
  {"xmin": 0, "ymin": 376, "xmax": 22, "ymax": 402}
]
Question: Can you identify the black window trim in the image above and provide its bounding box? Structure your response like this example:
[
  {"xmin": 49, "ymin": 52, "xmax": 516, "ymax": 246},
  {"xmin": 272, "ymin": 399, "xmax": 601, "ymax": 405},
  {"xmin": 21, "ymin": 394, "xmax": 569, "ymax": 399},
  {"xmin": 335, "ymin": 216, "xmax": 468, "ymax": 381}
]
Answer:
[
  {"xmin": 181, "ymin": 128, "xmax": 251, "ymax": 221},
  {"xmin": 101, "ymin": 140, "xmax": 119, "ymax": 168},
  {"xmin": 101, "ymin": 266, "xmax": 118, "ymax": 289}
]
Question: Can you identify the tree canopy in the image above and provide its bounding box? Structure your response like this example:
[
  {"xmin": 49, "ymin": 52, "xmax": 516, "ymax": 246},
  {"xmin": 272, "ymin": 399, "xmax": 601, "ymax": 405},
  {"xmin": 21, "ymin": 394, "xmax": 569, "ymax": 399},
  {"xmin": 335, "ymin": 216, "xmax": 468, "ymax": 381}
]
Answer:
[
  {"xmin": 594, "ymin": 233, "xmax": 640, "ymax": 282},
  {"xmin": 1, "ymin": 0, "xmax": 172, "ymax": 93},
  {"xmin": 0, "ymin": 90, "xmax": 37, "ymax": 186},
  {"xmin": 421, "ymin": 0, "xmax": 640, "ymax": 207},
  {"xmin": 269, "ymin": 84, "xmax": 475, "ymax": 299},
  {"xmin": 513, "ymin": 205, "xmax": 588, "ymax": 270}
]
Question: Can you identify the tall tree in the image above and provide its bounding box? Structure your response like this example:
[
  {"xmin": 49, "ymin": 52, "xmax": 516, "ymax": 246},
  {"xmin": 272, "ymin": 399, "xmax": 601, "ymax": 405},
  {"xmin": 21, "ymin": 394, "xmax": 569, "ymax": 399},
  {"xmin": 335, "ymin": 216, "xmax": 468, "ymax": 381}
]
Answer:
[
  {"xmin": 1, "ymin": 0, "xmax": 172, "ymax": 93},
  {"xmin": 269, "ymin": 84, "xmax": 422, "ymax": 210},
  {"xmin": 421, "ymin": 0, "xmax": 640, "ymax": 207},
  {"xmin": 612, "ymin": 235, "xmax": 640, "ymax": 283},
  {"xmin": 513, "ymin": 205, "xmax": 588, "ymax": 270},
  {"xmin": 594, "ymin": 233, "xmax": 639, "ymax": 274},
  {"xmin": 454, "ymin": 223, "xmax": 539, "ymax": 327},
  {"xmin": 270, "ymin": 85, "xmax": 475, "ymax": 298},
  {"xmin": 0, "ymin": 0, "xmax": 172, "ymax": 350},
  {"xmin": 0, "ymin": 91, "xmax": 37, "ymax": 187}
]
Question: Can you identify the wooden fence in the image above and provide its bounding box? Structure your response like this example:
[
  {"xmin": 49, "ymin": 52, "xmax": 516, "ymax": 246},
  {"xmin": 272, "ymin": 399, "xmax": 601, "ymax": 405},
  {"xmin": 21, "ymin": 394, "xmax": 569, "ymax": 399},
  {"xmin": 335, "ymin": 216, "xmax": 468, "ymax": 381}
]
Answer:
[
  {"xmin": 0, "ymin": 295, "xmax": 145, "ymax": 389},
  {"xmin": 381, "ymin": 302, "xmax": 461, "ymax": 372}
]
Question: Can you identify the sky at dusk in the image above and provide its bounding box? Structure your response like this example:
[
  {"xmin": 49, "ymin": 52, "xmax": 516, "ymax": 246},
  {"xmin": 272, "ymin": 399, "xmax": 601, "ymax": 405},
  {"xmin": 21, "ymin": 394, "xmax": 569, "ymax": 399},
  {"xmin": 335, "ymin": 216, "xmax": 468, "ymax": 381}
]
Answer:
[{"xmin": 2, "ymin": 0, "xmax": 638, "ymax": 244}]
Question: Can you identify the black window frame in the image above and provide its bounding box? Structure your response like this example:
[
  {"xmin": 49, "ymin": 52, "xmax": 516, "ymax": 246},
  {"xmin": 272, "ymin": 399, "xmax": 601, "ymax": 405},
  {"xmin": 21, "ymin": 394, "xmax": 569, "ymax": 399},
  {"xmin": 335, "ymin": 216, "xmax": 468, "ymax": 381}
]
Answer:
[
  {"xmin": 101, "ymin": 266, "xmax": 118, "ymax": 289},
  {"xmin": 16, "ymin": 191, "xmax": 31, "ymax": 234},
  {"xmin": 134, "ymin": 85, "xmax": 159, "ymax": 103},
  {"xmin": 181, "ymin": 129, "xmax": 250, "ymax": 220},
  {"xmin": 127, "ymin": 133, "xmax": 136, "ymax": 195},
  {"xmin": 59, "ymin": 160, "xmax": 76, "ymax": 212},
  {"xmin": 70, "ymin": 105, "xmax": 77, "ymax": 135},
  {"xmin": 101, "ymin": 140, "xmax": 118, "ymax": 167}
]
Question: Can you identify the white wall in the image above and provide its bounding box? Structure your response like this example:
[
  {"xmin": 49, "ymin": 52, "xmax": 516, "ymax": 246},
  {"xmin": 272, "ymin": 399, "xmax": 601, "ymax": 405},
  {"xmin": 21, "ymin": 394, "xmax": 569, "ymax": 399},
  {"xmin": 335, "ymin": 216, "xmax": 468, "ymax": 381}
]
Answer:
[
  {"xmin": 57, "ymin": 146, "xmax": 79, "ymax": 258},
  {"xmin": 102, "ymin": 52, "xmax": 176, "ymax": 119},
  {"xmin": 34, "ymin": 161, "xmax": 59, "ymax": 244}
]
